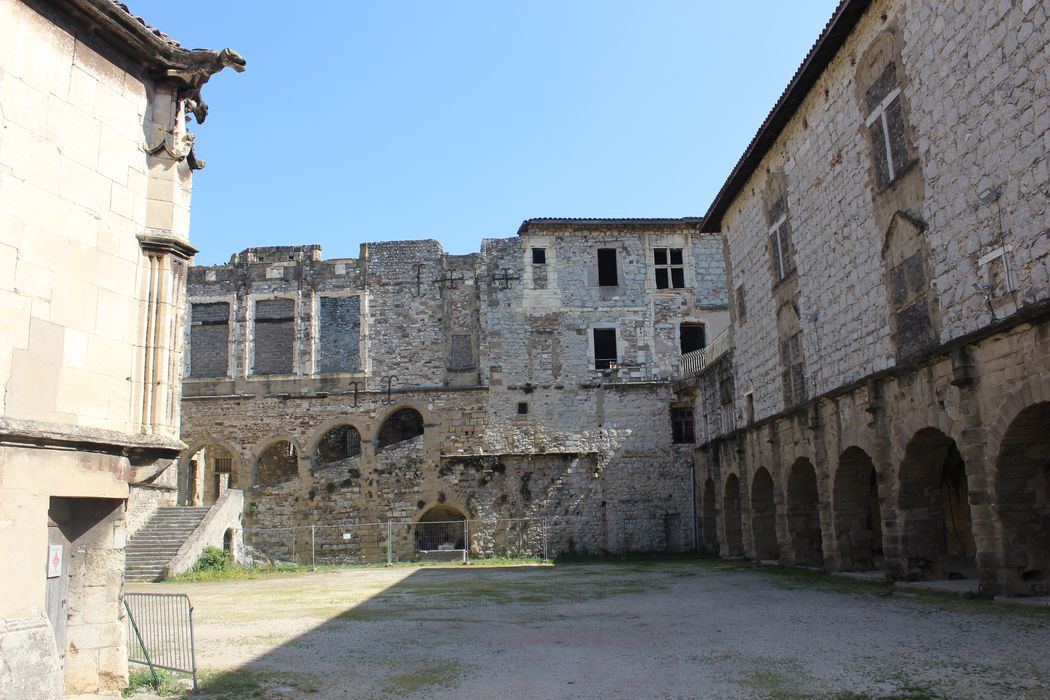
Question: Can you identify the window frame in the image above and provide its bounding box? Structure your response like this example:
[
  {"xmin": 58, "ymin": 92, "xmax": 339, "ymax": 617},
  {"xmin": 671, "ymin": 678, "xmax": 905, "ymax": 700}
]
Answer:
[
  {"xmin": 592, "ymin": 327, "xmax": 618, "ymax": 370},
  {"xmin": 653, "ymin": 247, "xmax": 686, "ymax": 289},
  {"xmin": 531, "ymin": 247, "xmax": 547, "ymax": 265},
  {"xmin": 769, "ymin": 214, "xmax": 790, "ymax": 282},
  {"xmin": 597, "ymin": 248, "xmax": 618, "ymax": 287},
  {"xmin": 865, "ymin": 84, "xmax": 904, "ymax": 185},
  {"xmin": 671, "ymin": 408, "xmax": 695, "ymax": 444}
]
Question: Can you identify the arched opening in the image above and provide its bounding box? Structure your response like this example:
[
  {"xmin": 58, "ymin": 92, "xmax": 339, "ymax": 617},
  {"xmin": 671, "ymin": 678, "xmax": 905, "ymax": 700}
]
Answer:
[
  {"xmin": 701, "ymin": 478, "xmax": 719, "ymax": 554},
  {"xmin": 723, "ymin": 475, "xmax": 744, "ymax": 557},
  {"xmin": 994, "ymin": 402, "xmax": 1050, "ymax": 592},
  {"xmin": 751, "ymin": 467, "xmax": 779, "ymax": 560},
  {"xmin": 316, "ymin": 424, "xmax": 362, "ymax": 465},
  {"xmin": 377, "ymin": 408, "xmax": 424, "ymax": 451},
  {"xmin": 414, "ymin": 505, "xmax": 467, "ymax": 552},
  {"xmin": 256, "ymin": 440, "xmax": 298, "ymax": 487},
  {"xmin": 787, "ymin": 458, "xmax": 824, "ymax": 566},
  {"xmin": 833, "ymin": 447, "xmax": 883, "ymax": 571},
  {"xmin": 223, "ymin": 528, "xmax": 235, "ymax": 556},
  {"xmin": 899, "ymin": 428, "xmax": 975, "ymax": 579},
  {"xmin": 183, "ymin": 444, "xmax": 236, "ymax": 506}
]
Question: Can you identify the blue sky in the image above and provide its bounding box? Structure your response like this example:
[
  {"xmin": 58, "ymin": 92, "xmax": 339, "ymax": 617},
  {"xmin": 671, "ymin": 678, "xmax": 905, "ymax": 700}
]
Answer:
[{"xmin": 140, "ymin": 2, "xmax": 840, "ymax": 265}]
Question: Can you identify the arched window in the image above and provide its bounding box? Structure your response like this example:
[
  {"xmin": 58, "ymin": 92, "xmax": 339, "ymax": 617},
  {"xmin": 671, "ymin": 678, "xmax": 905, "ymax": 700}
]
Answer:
[
  {"xmin": 256, "ymin": 440, "xmax": 298, "ymax": 487},
  {"xmin": 316, "ymin": 425, "xmax": 362, "ymax": 465},
  {"xmin": 377, "ymin": 408, "xmax": 424, "ymax": 450}
]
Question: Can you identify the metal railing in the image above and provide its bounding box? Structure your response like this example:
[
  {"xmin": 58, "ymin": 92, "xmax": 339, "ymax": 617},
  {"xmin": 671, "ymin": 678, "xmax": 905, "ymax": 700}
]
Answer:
[
  {"xmin": 678, "ymin": 327, "xmax": 733, "ymax": 378},
  {"xmin": 125, "ymin": 592, "xmax": 197, "ymax": 690}
]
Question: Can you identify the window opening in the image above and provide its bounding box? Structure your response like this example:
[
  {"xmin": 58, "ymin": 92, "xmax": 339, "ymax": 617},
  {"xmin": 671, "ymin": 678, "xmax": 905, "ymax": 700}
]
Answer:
[
  {"xmin": 517, "ymin": 402, "xmax": 529, "ymax": 415},
  {"xmin": 864, "ymin": 63, "xmax": 909, "ymax": 187},
  {"xmin": 672, "ymin": 408, "xmax": 695, "ymax": 444},
  {"xmin": 593, "ymin": 328, "xmax": 617, "ymax": 369},
  {"xmin": 597, "ymin": 249, "xmax": 618, "ymax": 287},
  {"xmin": 769, "ymin": 214, "xmax": 790, "ymax": 282},
  {"xmin": 532, "ymin": 248, "xmax": 546, "ymax": 264},
  {"xmin": 654, "ymin": 248, "xmax": 685, "ymax": 289},
  {"xmin": 680, "ymin": 323, "xmax": 707, "ymax": 355}
]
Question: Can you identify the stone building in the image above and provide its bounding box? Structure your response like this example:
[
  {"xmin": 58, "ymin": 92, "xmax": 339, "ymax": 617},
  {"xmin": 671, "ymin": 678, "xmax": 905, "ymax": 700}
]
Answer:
[
  {"xmin": 681, "ymin": 0, "xmax": 1050, "ymax": 595},
  {"xmin": 0, "ymin": 0, "xmax": 241, "ymax": 695},
  {"xmin": 179, "ymin": 220, "xmax": 729, "ymax": 560}
]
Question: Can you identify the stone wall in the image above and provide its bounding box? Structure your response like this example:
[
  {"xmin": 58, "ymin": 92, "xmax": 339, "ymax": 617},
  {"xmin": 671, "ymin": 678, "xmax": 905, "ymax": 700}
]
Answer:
[{"xmin": 683, "ymin": 0, "xmax": 1050, "ymax": 595}]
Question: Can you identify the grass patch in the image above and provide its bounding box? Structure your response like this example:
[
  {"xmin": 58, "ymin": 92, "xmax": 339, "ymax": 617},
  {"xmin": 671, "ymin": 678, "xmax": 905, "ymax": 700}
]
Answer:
[
  {"xmin": 382, "ymin": 662, "xmax": 464, "ymax": 696},
  {"xmin": 123, "ymin": 668, "xmax": 186, "ymax": 696},
  {"xmin": 162, "ymin": 557, "xmax": 549, "ymax": 583},
  {"xmin": 194, "ymin": 669, "xmax": 318, "ymax": 699}
]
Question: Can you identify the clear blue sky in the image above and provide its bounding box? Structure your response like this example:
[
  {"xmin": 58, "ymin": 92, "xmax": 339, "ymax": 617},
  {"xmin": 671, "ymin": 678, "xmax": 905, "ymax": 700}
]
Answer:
[{"xmin": 140, "ymin": 2, "xmax": 840, "ymax": 265}]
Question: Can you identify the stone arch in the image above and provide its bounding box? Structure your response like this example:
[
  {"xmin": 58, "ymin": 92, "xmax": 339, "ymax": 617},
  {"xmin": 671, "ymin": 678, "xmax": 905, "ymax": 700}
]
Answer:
[
  {"xmin": 701, "ymin": 477, "xmax": 719, "ymax": 554},
  {"xmin": 414, "ymin": 504, "xmax": 467, "ymax": 551},
  {"xmin": 786, "ymin": 458, "xmax": 824, "ymax": 566},
  {"xmin": 179, "ymin": 440, "xmax": 242, "ymax": 506},
  {"xmin": 750, "ymin": 467, "xmax": 779, "ymax": 560},
  {"xmin": 993, "ymin": 401, "xmax": 1050, "ymax": 593},
  {"xmin": 723, "ymin": 474, "xmax": 744, "ymax": 557},
  {"xmin": 306, "ymin": 418, "xmax": 366, "ymax": 458},
  {"xmin": 898, "ymin": 428, "xmax": 975, "ymax": 580},
  {"xmin": 376, "ymin": 407, "xmax": 425, "ymax": 451},
  {"xmin": 312, "ymin": 423, "xmax": 363, "ymax": 467},
  {"xmin": 252, "ymin": 437, "xmax": 301, "ymax": 487},
  {"xmin": 833, "ymin": 447, "xmax": 883, "ymax": 571}
]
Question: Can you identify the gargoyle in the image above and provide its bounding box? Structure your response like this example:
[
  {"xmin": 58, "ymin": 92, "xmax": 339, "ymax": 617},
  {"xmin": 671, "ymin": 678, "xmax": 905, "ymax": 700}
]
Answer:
[{"xmin": 166, "ymin": 48, "xmax": 246, "ymax": 124}]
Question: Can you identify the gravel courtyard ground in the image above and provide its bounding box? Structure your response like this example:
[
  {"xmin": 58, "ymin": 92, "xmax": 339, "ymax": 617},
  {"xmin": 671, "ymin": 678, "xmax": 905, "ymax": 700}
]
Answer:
[{"xmin": 127, "ymin": 559, "xmax": 1050, "ymax": 699}]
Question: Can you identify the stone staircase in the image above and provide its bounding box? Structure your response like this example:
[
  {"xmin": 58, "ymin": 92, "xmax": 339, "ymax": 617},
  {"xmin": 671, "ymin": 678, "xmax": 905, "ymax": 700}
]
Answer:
[{"xmin": 125, "ymin": 507, "xmax": 210, "ymax": 581}]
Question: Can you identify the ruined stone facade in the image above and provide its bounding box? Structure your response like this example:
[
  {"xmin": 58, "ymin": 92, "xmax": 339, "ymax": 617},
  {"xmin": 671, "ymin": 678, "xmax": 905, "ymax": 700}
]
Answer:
[
  {"xmin": 180, "ymin": 221, "xmax": 729, "ymax": 559},
  {"xmin": 683, "ymin": 0, "xmax": 1050, "ymax": 594},
  {"xmin": 0, "ymin": 1, "xmax": 240, "ymax": 695}
]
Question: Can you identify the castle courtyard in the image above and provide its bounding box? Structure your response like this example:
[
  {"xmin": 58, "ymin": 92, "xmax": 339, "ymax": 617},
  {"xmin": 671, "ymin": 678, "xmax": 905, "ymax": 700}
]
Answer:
[{"xmin": 129, "ymin": 561, "xmax": 1050, "ymax": 699}]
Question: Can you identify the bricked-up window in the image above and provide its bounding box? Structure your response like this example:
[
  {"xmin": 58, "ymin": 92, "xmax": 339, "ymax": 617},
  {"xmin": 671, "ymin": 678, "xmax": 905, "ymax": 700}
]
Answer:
[
  {"xmin": 449, "ymin": 334, "xmax": 474, "ymax": 370},
  {"xmin": 189, "ymin": 302, "xmax": 229, "ymax": 377},
  {"xmin": 253, "ymin": 298, "xmax": 295, "ymax": 375},
  {"xmin": 735, "ymin": 285, "xmax": 747, "ymax": 324},
  {"xmin": 865, "ymin": 62, "xmax": 912, "ymax": 188},
  {"xmin": 597, "ymin": 248, "xmax": 618, "ymax": 287},
  {"xmin": 717, "ymin": 360, "xmax": 734, "ymax": 406},
  {"xmin": 671, "ymin": 408, "xmax": 695, "ymax": 444},
  {"xmin": 679, "ymin": 323, "xmax": 706, "ymax": 355},
  {"xmin": 532, "ymin": 247, "xmax": 546, "ymax": 264},
  {"xmin": 654, "ymin": 248, "xmax": 686, "ymax": 289},
  {"xmin": 768, "ymin": 198, "xmax": 795, "ymax": 283},
  {"xmin": 317, "ymin": 296, "xmax": 361, "ymax": 373},
  {"xmin": 780, "ymin": 332, "xmax": 806, "ymax": 406},
  {"xmin": 593, "ymin": 328, "xmax": 617, "ymax": 369}
]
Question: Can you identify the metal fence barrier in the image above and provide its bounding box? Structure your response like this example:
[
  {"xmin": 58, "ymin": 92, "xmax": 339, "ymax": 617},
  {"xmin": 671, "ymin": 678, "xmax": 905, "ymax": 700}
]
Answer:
[
  {"xmin": 125, "ymin": 592, "xmax": 197, "ymax": 690},
  {"xmin": 244, "ymin": 514, "xmax": 699, "ymax": 567}
]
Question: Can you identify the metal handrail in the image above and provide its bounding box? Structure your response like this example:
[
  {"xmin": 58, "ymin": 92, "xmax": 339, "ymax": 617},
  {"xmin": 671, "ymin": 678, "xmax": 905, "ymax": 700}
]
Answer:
[{"xmin": 678, "ymin": 327, "xmax": 733, "ymax": 378}]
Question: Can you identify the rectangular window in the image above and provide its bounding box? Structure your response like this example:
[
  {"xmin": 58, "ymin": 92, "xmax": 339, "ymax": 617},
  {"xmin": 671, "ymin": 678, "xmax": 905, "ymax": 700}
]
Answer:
[
  {"xmin": 769, "ymin": 215, "xmax": 792, "ymax": 282},
  {"xmin": 593, "ymin": 328, "xmax": 617, "ymax": 369},
  {"xmin": 654, "ymin": 248, "xmax": 685, "ymax": 289},
  {"xmin": 517, "ymin": 402, "xmax": 529, "ymax": 415},
  {"xmin": 449, "ymin": 334, "xmax": 474, "ymax": 370},
  {"xmin": 189, "ymin": 302, "xmax": 230, "ymax": 378},
  {"xmin": 597, "ymin": 248, "xmax": 618, "ymax": 287},
  {"xmin": 671, "ymin": 408, "xmax": 695, "ymax": 444},
  {"xmin": 214, "ymin": 458, "xmax": 232, "ymax": 473},
  {"xmin": 865, "ymin": 63, "xmax": 910, "ymax": 187},
  {"xmin": 679, "ymin": 323, "xmax": 706, "ymax": 355},
  {"xmin": 780, "ymin": 332, "xmax": 805, "ymax": 406},
  {"xmin": 317, "ymin": 296, "xmax": 361, "ymax": 373},
  {"xmin": 532, "ymin": 247, "xmax": 546, "ymax": 264},
  {"xmin": 253, "ymin": 298, "xmax": 295, "ymax": 375}
]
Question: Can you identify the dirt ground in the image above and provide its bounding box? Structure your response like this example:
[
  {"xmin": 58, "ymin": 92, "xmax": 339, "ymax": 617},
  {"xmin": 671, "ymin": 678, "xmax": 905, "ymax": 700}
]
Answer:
[{"xmin": 127, "ymin": 560, "xmax": 1050, "ymax": 699}]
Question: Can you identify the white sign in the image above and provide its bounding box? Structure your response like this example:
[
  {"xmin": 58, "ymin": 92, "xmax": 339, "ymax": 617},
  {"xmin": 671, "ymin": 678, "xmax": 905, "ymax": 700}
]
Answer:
[{"xmin": 47, "ymin": 545, "xmax": 63, "ymax": 578}]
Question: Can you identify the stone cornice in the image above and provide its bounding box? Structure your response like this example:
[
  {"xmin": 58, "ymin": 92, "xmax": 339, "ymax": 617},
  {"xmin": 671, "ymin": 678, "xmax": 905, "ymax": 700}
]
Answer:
[
  {"xmin": 138, "ymin": 231, "xmax": 198, "ymax": 260},
  {"xmin": 0, "ymin": 416, "xmax": 185, "ymax": 457}
]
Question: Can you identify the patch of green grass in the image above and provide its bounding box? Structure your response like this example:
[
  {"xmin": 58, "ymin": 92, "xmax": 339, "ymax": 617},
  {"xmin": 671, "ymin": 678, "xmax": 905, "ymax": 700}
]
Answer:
[
  {"xmin": 382, "ymin": 662, "xmax": 463, "ymax": 696},
  {"xmin": 123, "ymin": 668, "xmax": 185, "ymax": 697},
  {"xmin": 162, "ymin": 557, "xmax": 550, "ymax": 583},
  {"xmin": 734, "ymin": 657, "xmax": 811, "ymax": 699},
  {"xmin": 194, "ymin": 669, "xmax": 318, "ymax": 699}
]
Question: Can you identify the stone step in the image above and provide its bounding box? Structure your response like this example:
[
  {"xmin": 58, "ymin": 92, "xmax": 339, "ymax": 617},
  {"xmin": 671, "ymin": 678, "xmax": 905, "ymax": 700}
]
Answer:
[{"xmin": 125, "ymin": 505, "xmax": 213, "ymax": 580}]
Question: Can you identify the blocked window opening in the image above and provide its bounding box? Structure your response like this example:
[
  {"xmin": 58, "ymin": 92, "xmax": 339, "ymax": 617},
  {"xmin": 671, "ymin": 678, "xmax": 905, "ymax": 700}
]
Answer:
[
  {"xmin": 532, "ymin": 247, "xmax": 546, "ymax": 264},
  {"xmin": 317, "ymin": 296, "xmax": 361, "ymax": 373},
  {"xmin": 597, "ymin": 248, "xmax": 618, "ymax": 287},
  {"xmin": 593, "ymin": 328, "xmax": 617, "ymax": 370},
  {"xmin": 679, "ymin": 323, "xmax": 707, "ymax": 355},
  {"xmin": 833, "ymin": 447, "xmax": 883, "ymax": 571},
  {"xmin": 654, "ymin": 248, "xmax": 685, "ymax": 289},
  {"xmin": 671, "ymin": 408, "xmax": 694, "ymax": 444},
  {"xmin": 787, "ymin": 458, "xmax": 824, "ymax": 567},
  {"xmin": 253, "ymin": 298, "xmax": 294, "ymax": 375},
  {"xmin": 723, "ymin": 475, "xmax": 744, "ymax": 557},
  {"xmin": 865, "ymin": 62, "xmax": 911, "ymax": 188},
  {"xmin": 517, "ymin": 402, "xmax": 529, "ymax": 415},
  {"xmin": 377, "ymin": 408, "xmax": 424, "ymax": 450},
  {"xmin": 751, "ymin": 467, "xmax": 780, "ymax": 560},
  {"xmin": 255, "ymin": 440, "xmax": 298, "ymax": 488},
  {"xmin": 449, "ymin": 334, "xmax": 474, "ymax": 371},
  {"xmin": 189, "ymin": 302, "xmax": 229, "ymax": 377},
  {"xmin": 735, "ymin": 285, "xmax": 747, "ymax": 324},
  {"xmin": 317, "ymin": 425, "xmax": 362, "ymax": 465},
  {"xmin": 701, "ymin": 478, "xmax": 719, "ymax": 554}
]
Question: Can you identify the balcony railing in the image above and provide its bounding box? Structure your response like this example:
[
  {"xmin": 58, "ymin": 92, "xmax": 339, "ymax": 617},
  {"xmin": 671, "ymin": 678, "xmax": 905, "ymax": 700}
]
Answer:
[{"xmin": 678, "ymin": 327, "xmax": 733, "ymax": 379}]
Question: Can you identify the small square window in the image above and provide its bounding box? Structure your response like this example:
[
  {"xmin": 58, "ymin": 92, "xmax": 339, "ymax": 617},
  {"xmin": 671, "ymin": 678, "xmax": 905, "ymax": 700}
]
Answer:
[
  {"xmin": 532, "ymin": 248, "xmax": 546, "ymax": 265},
  {"xmin": 654, "ymin": 248, "xmax": 686, "ymax": 289},
  {"xmin": 517, "ymin": 402, "xmax": 529, "ymax": 415}
]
